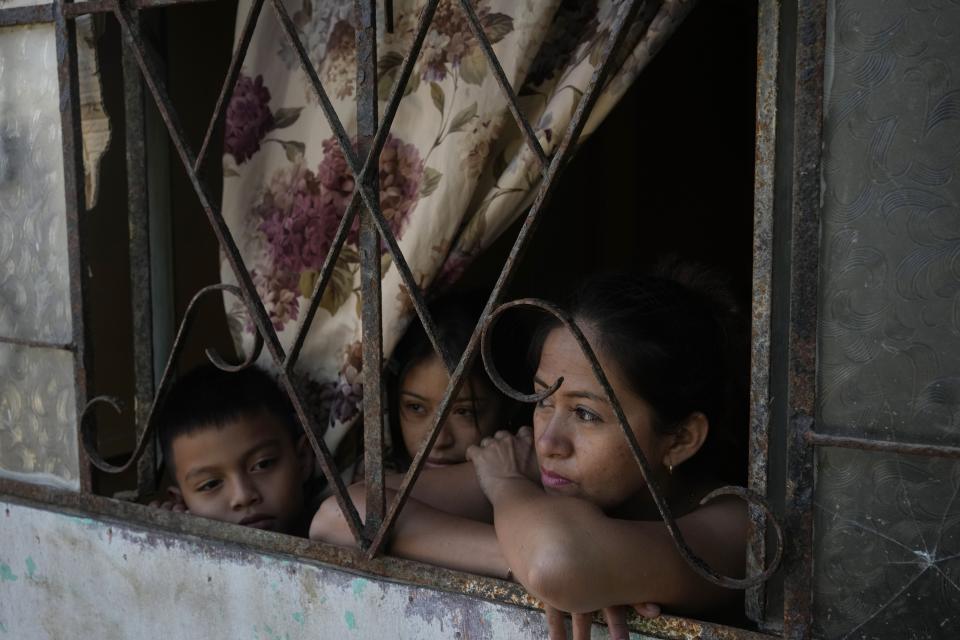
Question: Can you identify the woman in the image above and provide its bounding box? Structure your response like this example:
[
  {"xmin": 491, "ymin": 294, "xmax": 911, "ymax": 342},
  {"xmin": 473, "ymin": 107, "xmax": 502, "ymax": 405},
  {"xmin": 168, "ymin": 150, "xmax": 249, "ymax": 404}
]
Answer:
[{"xmin": 311, "ymin": 272, "xmax": 749, "ymax": 638}]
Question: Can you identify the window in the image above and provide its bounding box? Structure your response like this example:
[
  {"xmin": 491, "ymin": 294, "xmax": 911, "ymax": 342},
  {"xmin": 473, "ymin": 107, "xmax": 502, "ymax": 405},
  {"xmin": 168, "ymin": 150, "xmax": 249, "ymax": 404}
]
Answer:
[{"xmin": 3, "ymin": 1, "xmax": 958, "ymax": 638}]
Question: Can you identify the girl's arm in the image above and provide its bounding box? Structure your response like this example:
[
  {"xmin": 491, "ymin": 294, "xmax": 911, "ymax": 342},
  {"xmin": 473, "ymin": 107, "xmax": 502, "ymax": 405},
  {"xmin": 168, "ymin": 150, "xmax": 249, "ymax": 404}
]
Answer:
[
  {"xmin": 467, "ymin": 431, "xmax": 747, "ymax": 616},
  {"xmin": 309, "ymin": 484, "xmax": 510, "ymax": 579},
  {"xmin": 383, "ymin": 462, "xmax": 492, "ymax": 521}
]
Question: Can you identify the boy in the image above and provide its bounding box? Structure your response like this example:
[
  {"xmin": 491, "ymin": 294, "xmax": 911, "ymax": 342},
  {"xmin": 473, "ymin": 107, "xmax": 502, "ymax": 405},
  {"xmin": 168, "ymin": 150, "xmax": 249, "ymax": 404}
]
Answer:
[{"xmin": 153, "ymin": 364, "xmax": 314, "ymax": 536}]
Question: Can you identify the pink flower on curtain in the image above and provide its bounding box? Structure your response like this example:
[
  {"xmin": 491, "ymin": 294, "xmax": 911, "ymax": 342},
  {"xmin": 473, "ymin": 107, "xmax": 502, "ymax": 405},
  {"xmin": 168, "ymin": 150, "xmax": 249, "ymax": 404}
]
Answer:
[
  {"xmin": 250, "ymin": 267, "xmax": 300, "ymax": 330},
  {"xmin": 316, "ymin": 340, "xmax": 364, "ymax": 424},
  {"xmin": 323, "ymin": 20, "xmax": 358, "ymax": 99},
  {"xmin": 256, "ymin": 162, "xmax": 337, "ymax": 276},
  {"xmin": 225, "ymin": 74, "xmax": 275, "ymax": 163},
  {"xmin": 252, "ymin": 133, "xmax": 424, "ymax": 329},
  {"xmin": 417, "ymin": 0, "xmax": 512, "ymax": 83},
  {"xmin": 315, "ymin": 134, "xmax": 425, "ymax": 249}
]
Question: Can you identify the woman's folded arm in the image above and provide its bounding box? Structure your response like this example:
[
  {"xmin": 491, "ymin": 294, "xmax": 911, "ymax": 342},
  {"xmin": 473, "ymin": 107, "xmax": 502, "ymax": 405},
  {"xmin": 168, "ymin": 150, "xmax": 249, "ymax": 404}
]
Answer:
[{"xmin": 486, "ymin": 476, "xmax": 747, "ymax": 615}]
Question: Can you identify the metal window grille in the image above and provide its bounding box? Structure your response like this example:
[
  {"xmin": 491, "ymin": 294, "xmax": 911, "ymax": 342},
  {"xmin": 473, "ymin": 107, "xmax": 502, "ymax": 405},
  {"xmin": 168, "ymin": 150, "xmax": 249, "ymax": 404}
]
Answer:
[{"xmin": 9, "ymin": 1, "xmax": 958, "ymax": 638}]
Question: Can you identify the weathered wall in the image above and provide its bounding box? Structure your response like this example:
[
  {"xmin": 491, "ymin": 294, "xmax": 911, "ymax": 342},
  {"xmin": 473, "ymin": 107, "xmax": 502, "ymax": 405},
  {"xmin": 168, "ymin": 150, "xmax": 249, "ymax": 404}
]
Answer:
[{"xmin": 0, "ymin": 500, "xmax": 646, "ymax": 639}]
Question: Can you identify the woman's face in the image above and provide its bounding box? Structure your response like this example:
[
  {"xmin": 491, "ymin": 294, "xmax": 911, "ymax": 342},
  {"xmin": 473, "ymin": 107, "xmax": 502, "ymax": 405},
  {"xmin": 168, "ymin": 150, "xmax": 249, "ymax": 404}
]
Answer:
[
  {"xmin": 399, "ymin": 354, "xmax": 503, "ymax": 467},
  {"xmin": 533, "ymin": 325, "xmax": 674, "ymax": 510}
]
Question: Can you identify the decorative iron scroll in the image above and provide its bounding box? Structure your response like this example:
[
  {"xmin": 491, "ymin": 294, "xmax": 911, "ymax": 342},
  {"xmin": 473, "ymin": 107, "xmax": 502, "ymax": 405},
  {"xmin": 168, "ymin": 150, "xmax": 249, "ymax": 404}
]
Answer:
[
  {"xmin": 480, "ymin": 298, "xmax": 785, "ymax": 590},
  {"xmin": 79, "ymin": 284, "xmax": 263, "ymax": 474}
]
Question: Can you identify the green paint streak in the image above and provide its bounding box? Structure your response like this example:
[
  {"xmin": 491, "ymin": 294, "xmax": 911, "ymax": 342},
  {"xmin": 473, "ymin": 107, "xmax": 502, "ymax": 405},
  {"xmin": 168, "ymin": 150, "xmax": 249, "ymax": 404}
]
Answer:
[
  {"xmin": 292, "ymin": 612, "xmax": 304, "ymax": 626},
  {"xmin": 344, "ymin": 611, "xmax": 357, "ymax": 631},
  {"xmin": 25, "ymin": 557, "xmax": 36, "ymax": 579},
  {"xmin": 0, "ymin": 565, "xmax": 17, "ymax": 582},
  {"xmin": 350, "ymin": 577, "xmax": 368, "ymax": 597}
]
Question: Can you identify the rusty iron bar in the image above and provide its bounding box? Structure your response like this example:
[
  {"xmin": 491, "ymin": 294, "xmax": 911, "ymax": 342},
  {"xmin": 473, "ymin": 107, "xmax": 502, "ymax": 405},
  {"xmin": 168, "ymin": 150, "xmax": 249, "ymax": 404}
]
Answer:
[
  {"xmin": 283, "ymin": 202, "xmax": 360, "ymax": 372},
  {"xmin": 269, "ymin": 0, "xmax": 457, "ymax": 378},
  {"xmin": 61, "ymin": 0, "xmax": 214, "ymax": 16},
  {"xmin": 355, "ymin": 0, "xmax": 386, "ymax": 541},
  {"xmin": 53, "ymin": 0, "xmax": 95, "ymax": 493},
  {"xmin": 106, "ymin": 2, "xmax": 366, "ymax": 541},
  {"xmin": 280, "ymin": 0, "xmax": 448, "ymax": 380},
  {"xmin": 455, "ymin": 0, "xmax": 547, "ymax": 172},
  {"xmin": 782, "ymin": 0, "xmax": 827, "ymax": 636},
  {"xmin": 122, "ymin": 5, "xmax": 160, "ymax": 497},
  {"xmin": 0, "ymin": 476, "xmax": 778, "ymax": 640},
  {"xmin": 478, "ymin": 299, "xmax": 784, "ymax": 590},
  {"xmin": 63, "ymin": 0, "xmax": 113, "ymax": 16},
  {"xmin": 746, "ymin": 0, "xmax": 782, "ymax": 624},
  {"xmin": 282, "ymin": 0, "xmax": 445, "ymax": 371},
  {"xmin": 0, "ymin": 336, "xmax": 74, "ymax": 351},
  {"xmin": 78, "ymin": 284, "xmax": 264, "ymax": 473},
  {"xmin": 193, "ymin": 0, "xmax": 266, "ymax": 174},
  {"xmin": 806, "ymin": 432, "xmax": 960, "ymax": 460},
  {"xmin": 384, "ymin": 0, "xmax": 393, "ymax": 33},
  {"xmin": 0, "ymin": 3, "xmax": 53, "ymax": 25},
  {"xmin": 267, "ymin": 0, "xmax": 363, "ymax": 188},
  {"xmin": 366, "ymin": 0, "xmax": 656, "ymax": 558}
]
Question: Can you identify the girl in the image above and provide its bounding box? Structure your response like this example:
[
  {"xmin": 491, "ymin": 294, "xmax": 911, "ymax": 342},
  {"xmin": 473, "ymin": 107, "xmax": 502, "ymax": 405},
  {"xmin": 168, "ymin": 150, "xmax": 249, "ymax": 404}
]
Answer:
[
  {"xmin": 312, "ymin": 272, "xmax": 750, "ymax": 637},
  {"xmin": 344, "ymin": 293, "xmax": 519, "ymax": 525},
  {"xmin": 387, "ymin": 292, "xmax": 515, "ymax": 475}
]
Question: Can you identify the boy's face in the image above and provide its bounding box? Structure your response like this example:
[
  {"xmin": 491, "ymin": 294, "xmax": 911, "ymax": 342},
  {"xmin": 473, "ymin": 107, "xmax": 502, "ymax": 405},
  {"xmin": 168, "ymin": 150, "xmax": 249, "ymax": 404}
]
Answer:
[{"xmin": 170, "ymin": 411, "xmax": 311, "ymax": 534}]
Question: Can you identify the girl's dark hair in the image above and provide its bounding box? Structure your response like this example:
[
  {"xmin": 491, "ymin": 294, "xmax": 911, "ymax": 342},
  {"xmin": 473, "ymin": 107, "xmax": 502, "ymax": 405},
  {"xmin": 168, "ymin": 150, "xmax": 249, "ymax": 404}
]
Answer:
[
  {"xmin": 387, "ymin": 292, "xmax": 517, "ymax": 468},
  {"xmin": 533, "ymin": 266, "xmax": 747, "ymax": 484},
  {"xmin": 390, "ymin": 293, "xmax": 485, "ymax": 386}
]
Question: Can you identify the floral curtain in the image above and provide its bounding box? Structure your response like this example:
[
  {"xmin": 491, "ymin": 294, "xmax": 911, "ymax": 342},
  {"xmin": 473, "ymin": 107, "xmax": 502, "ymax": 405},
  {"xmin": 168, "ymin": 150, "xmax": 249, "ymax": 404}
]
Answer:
[{"xmin": 220, "ymin": 0, "xmax": 695, "ymax": 454}]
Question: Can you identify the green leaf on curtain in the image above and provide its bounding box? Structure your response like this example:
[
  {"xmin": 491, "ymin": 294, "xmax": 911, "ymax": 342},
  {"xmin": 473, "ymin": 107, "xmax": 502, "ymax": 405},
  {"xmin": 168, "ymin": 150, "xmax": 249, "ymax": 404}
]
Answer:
[
  {"xmin": 404, "ymin": 71, "xmax": 421, "ymax": 96},
  {"xmin": 420, "ymin": 167, "xmax": 443, "ymax": 198},
  {"xmin": 567, "ymin": 87, "xmax": 584, "ymax": 122},
  {"xmin": 459, "ymin": 48, "xmax": 487, "ymax": 85},
  {"xmin": 377, "ymin": 51, "xmax": 406, "ymax": 99},
  {"xmin": 279, "ymin": 140, "xmax": 306, "ymax": 162},
  {"xmin": 430, "ymin": 82, "xmax": 445, "ymax": 114},
  {"xmin": 448, "ymin": 102, "xmax": 478, "ymax": 133},
  {"xmin": 378, "ymin": 51, "xmax": 404, "ymax": 75},
  {"xmin": 381, "ymin": 252, "xmax": 393, "ymax": 277},
  {"xmin": 589, "ymin": 36, "xmax": 607, "ymax": 67},
  {"xmin": 272, "ymin": 107, "xmax": 303, "ymax": 130},
  {"xmin": 318, "ymin": 259, "xmax": 355, "ymax": 315},
  {"xmin": 339, "ymin": 246, "xmax": 360, "ymax": 265},
  {"xmin": 298, "ymin": 270, "xmax": 318, "ymax": 299},
  {"xmin": 482, "ymin": 13, "xmax": 514, "ymax": 43}
]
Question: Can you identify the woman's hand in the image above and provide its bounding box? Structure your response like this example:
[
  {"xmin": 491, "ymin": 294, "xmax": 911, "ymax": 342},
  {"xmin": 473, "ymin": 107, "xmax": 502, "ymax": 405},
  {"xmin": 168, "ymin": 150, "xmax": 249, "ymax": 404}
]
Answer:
[
  {"xmin": 465, "ymin": 427, "xmax": 539, "ymax": 500},
  {"xmin": 544, "ymin": 603, "xmax": 661, "ymax": 640}
]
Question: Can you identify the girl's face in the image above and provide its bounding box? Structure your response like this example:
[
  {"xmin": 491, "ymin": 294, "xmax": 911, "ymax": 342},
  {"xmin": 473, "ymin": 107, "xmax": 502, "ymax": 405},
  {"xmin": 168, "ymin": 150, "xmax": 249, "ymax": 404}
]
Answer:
[
  {"xmin": 533, "ymin": 325, "xmax": 676, "ymax": 510},
  {"xmin": 399, "ymin": 354, "xmax": 503, "ymax": 467}
]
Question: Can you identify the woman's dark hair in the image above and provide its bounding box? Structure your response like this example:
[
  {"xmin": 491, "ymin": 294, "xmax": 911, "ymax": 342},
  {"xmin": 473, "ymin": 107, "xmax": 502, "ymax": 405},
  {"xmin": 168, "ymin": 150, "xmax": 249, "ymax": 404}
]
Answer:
[
  {"xmin": 533, "ymin": 266, "xmax": 747, "ymax": 484},
  {"xmin": 387, "ymin": 292, "xmax": 517, "ymax": 468}
]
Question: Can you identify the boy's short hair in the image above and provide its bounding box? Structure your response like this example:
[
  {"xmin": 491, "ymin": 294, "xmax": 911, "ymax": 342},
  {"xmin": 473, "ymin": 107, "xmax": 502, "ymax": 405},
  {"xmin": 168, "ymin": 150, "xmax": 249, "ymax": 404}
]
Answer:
[{"xmin": 158, "ymin": 364, "xmax": 301, "ymax": 475}]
